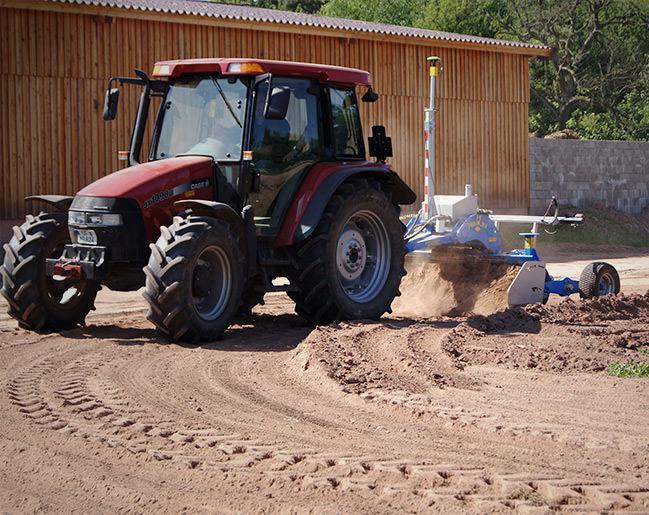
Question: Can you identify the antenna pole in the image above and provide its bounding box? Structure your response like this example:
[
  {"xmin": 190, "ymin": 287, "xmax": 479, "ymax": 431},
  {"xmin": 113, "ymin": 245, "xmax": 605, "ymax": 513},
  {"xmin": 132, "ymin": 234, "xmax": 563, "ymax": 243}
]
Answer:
[{"xmin": 422, "ymin": 56, "xmax": 440, "ymax": 220}]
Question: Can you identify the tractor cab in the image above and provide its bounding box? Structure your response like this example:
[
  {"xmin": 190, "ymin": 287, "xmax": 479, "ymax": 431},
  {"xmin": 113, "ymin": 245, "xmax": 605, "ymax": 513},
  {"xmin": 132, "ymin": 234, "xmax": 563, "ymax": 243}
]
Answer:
[{"xmin": 105, "ymin": 59, "xmax": 380, "ymax": 236}]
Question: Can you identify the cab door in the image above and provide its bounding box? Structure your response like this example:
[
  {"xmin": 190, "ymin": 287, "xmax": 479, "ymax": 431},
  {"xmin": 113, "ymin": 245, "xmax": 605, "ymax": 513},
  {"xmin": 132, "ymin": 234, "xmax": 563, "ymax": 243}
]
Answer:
[{"xmin": 247, "ymin": 77, "xmax": 327, "ymax": 235}]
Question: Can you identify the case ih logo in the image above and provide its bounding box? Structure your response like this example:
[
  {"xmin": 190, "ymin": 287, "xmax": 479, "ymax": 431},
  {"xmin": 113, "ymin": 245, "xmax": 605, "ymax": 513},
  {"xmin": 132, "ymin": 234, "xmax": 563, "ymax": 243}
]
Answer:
[
  {"xmin": 190, "ymin": 178, "xmax": 210, "ymax": 190},
  {"xmin": 143, "ymin": 177, "xmax": 212, "ymax": 208}
]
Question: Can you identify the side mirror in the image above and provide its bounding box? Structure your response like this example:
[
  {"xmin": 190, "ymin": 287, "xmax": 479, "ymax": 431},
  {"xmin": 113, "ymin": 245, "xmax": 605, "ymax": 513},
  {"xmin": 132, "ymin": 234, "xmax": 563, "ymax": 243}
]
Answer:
[
  {"xmin": 102, "ymin": 87, "xmax": 120, "ymax": 121},
  {"xmin": 264, "ymin": 86, "xmax": 290, "ymax": 120},
  {"xmin": 361, "ymin": 86, "xmax": 379, "ymax": 103}
]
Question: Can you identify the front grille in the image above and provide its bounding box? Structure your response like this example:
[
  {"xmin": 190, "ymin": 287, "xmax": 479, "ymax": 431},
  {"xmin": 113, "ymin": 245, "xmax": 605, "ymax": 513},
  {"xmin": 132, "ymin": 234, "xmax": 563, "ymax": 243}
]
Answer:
[{"xmin": 69, "ymin": 196, "xmax": 149, "ymax": 263}]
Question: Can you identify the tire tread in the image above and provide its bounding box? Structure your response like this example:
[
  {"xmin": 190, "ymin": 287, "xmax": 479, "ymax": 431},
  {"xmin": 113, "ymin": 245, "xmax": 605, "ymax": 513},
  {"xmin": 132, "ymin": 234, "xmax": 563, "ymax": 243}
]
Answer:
[
  {"xmin": 143, "ymin": 215, "xmax": 243, "ymax": 342},
  {"xmin": 288, "ymin": 179, "xmax": 406, "ymax": 324},
  {"xmin": 0, "ymin": 211, "xmax": 97, "ymax": 330}
]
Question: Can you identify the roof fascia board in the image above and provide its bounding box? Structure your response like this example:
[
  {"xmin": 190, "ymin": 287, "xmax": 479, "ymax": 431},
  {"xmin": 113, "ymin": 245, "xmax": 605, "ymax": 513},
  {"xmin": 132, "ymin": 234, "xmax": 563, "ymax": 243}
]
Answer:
[{"xmin": 0, "ymin": 0, "xmax": 553, "ymax": 58}]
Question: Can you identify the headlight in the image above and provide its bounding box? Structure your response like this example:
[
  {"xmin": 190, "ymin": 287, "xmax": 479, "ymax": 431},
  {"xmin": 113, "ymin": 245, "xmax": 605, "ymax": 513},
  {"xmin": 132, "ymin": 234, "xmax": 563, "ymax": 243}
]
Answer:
[
  {"xmin": 68, "ymin": 211, "xmax": 86, "ymax": 225},
  {"xmin": 87, "ymin": 213, "xmax": 123, "ymax": 226},
  {"xmin": 68, "ymin": 211, "xmax": 123, "ymax": 226}
]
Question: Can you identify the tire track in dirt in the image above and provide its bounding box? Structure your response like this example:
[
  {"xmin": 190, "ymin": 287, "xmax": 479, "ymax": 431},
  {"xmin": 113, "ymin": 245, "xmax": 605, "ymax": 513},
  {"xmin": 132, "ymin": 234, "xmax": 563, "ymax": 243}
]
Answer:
[
  {"xmin": 6, "ymin": 346, "xmax": 285, "ymax": 470},
  {"xmin": 291, "ymin": 314, "xmax": 649, "ymax": 454},
  {"xmin": 6, "ymin": 342, "xmax": 646, "ymax": 512},
  {"xmin": 2, "ymin": 293, "xmax": 649, "ymax": 511},
  {"xmin": 7, "ymin": 349, "xmax": 648, "ymax": 513}
]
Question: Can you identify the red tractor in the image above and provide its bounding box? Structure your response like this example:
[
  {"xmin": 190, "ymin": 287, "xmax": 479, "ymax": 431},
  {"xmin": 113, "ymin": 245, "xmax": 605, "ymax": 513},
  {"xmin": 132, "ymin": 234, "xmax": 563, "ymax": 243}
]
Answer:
[{"xmin": 1, "ymin": 58, "xmax": 415, "ymax": 341}]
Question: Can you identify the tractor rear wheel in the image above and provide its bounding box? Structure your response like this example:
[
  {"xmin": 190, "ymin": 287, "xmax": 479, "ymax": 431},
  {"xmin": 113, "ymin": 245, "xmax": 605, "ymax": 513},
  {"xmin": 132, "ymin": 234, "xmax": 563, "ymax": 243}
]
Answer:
[
  {"xmin": 288, "ymin": 179, "xmax": 405, "ymax": 324},
  {"xmin": 0, "ymin": 212, "xmax": 99, "ymax": 330},
  {"xmin": 143, "ymin": 216, "xmax": 244, "ymax": 342}
]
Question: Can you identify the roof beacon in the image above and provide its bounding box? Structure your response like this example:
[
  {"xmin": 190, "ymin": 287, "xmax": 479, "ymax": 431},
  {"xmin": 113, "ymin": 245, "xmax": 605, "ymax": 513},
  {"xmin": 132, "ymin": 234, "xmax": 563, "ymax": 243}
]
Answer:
[{"xmin": 227, "ymin": 62, "xmax": 265, "ymax": 74}]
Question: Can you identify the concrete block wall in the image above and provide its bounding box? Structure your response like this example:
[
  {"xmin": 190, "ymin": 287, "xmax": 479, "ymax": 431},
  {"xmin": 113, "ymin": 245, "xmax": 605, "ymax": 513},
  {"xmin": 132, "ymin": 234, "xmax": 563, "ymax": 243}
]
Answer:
[{"xmin": 529, "ymin": 139, "xmax": 649, "ymax": 214}]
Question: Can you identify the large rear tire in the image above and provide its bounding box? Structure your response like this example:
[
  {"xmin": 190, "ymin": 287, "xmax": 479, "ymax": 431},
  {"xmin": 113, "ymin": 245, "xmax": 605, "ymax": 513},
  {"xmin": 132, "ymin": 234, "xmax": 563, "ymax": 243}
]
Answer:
[
  {"xmin": 288, "ymin": 179, "xmax": 405, "ymax": 324},
  {"xmin": 0, "ymin": 212, "xmax": 99, "ymax": 330},
  {"xmin": 143, "ymin": 216, "xmax": 244, "ymax": 342}
]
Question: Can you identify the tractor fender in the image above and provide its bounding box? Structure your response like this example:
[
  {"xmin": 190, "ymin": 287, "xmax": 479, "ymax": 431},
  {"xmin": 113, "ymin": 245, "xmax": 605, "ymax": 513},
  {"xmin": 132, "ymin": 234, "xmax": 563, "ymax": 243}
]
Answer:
[
  {"xmin": 25, "ymin": 195, "xmax": 74, "ymax": 212},
  {"xmin": 276, "ymin": 164, "xmax": 416, "ymax": 247},
  {"xmin": 174, "ymin": 200, "xmax": 244, "ymax": 235},
  {"xmin": 174, "ymin": 199, "xmax": 256, "ymax": 279}
]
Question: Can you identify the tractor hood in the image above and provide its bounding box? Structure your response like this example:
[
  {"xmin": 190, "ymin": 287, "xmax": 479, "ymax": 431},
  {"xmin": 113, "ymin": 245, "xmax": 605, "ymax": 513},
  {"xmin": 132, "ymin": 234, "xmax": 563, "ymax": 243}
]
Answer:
[
  {"xmin": 75, "ymin": 156, "xmax": 215, "ymax": 241},
  {"xmin": 77, "ymin": 156, "xmax": 213, "ymax": 202}
]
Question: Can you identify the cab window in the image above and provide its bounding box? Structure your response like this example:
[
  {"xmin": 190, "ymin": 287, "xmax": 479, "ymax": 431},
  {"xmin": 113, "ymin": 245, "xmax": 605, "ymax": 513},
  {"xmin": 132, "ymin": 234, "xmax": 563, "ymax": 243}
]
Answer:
[
  {"xmin": 329, "ymin": 87, "xmax": 364, "ymax": 159},
  {"xmin": 250, "ymin": 78, "xmax": 324, "ymax": 172},
  {"xmin": 248, "ymin": 77, "xmax": 325, "ymax": 232},
  {"xmin": 155, "ymin": 76, "xmax": 247, "ymax": 161}
]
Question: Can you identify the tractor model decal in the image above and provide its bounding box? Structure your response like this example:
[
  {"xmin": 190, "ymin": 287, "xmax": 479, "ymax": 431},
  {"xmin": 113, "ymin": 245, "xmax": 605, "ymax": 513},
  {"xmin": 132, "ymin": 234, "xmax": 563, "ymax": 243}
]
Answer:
[{"xmin": 143, "ymin": 177, "xmax": 212, "ymax": 208}]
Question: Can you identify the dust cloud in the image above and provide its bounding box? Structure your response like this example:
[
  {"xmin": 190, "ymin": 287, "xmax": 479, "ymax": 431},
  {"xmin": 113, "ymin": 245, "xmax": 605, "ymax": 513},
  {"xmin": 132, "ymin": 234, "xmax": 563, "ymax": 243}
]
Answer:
[{"xmin": 393, "ymin": 255, "xmax": 518, "ymax": 317}]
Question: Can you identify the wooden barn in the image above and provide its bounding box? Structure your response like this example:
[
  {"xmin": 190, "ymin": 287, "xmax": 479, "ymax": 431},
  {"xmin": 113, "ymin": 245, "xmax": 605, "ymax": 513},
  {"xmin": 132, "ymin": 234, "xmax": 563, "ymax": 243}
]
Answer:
[{"xmin": 0, "ymin": 0, "xmax": 552, "ymax": 220}]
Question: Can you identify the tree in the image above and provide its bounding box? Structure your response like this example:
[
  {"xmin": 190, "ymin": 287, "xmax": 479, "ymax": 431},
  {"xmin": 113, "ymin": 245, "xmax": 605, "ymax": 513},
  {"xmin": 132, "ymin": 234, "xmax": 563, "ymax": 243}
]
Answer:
[
  {"xmin": 415, "ymin": 0, "xmax": 511, "ymax": 39},
  {"xmin": 319, "ymin": 0, "xmax": 425, "ymax": 26},
  {"xmin": 502, "ymin": 0, "xmax": 649, "ymax": 137},
  {"xmin": 317, "ymin": 0, "xmax": 649, "ymax": 139}
]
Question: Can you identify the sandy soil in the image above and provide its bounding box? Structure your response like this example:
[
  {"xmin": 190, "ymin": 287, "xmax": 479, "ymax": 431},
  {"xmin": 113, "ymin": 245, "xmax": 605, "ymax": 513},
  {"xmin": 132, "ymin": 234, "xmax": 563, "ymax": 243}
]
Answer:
[{"xmin": 1, "ymin": 245, "xmax": 648, "ymax": 513}]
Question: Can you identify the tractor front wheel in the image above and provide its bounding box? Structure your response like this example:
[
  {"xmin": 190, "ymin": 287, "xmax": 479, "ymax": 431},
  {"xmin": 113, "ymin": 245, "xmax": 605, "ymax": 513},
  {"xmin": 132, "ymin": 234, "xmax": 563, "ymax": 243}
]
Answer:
[
  {"xmin": 143, "ymin": 216, "xmax": 244, "ymax": 342},
  {"xmin": 288, "ymin": 179, "xmax": 405, "ymax": 324},
  {"xmin": 0, "ymin": 212, "xmax": 99, "ymax": 330}
]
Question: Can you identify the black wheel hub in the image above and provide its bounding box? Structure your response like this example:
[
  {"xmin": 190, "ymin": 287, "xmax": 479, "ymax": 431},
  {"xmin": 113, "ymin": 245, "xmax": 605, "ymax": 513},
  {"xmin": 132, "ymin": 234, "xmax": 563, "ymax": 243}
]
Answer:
[{"xmin": 192, "ymin": 265, "xmax": 213, "ymax": 298}]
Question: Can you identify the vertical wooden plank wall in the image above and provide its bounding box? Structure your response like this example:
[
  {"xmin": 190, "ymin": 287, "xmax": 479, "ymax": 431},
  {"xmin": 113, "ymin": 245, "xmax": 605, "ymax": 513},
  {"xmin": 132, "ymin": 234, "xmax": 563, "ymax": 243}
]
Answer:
[{"xmin": 0, "ymin": 7, "xmax": 530, "ymax": 218}]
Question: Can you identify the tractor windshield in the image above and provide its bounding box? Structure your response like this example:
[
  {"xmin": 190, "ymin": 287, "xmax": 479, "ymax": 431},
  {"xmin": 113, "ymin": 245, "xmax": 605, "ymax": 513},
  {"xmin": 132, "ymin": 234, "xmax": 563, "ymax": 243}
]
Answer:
[{"xmin": 154, "ymin": 76, "xmax": 248, "ymax": 161}]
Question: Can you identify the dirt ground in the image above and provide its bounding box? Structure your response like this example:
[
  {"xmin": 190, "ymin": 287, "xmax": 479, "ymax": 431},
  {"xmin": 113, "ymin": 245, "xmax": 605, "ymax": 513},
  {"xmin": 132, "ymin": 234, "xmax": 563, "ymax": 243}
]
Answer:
[{"xmin": 1, "ymin": 244, "xmax": 648, "ymax": 513}]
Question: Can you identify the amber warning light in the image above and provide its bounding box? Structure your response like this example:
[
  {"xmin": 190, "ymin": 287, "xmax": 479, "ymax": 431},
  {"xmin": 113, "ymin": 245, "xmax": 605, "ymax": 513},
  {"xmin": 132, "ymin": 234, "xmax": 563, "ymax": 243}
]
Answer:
[
  {"xmin": 152, "ymin": 64, "xmax": 171, "ymax": 77},
  {"xmin": 227, "ymin": 62, "xmax": 265, "ymax": 74}
]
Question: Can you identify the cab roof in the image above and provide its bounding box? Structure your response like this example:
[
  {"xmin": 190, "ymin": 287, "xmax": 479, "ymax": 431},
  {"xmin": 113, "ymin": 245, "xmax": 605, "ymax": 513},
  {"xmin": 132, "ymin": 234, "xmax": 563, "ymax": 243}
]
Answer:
[{"xmin": 152, "ymin": 58, "xmax": 372, "ymax": 86}]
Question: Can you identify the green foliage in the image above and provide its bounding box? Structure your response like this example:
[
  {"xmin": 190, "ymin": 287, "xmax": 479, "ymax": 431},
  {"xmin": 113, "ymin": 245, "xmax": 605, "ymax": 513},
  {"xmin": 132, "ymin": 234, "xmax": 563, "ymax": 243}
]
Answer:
[
  {"xmin": 239, "ymin": 0, "xmax": 324, "ymax": 13},
  {"xmin": 608, "ymin": 349, "xmax": 649, "ymax": 378},
  {"xmin": 567, "ymin": 89, "xmax": 649, "ymax": 141},
  {"xmin": 518, "ymin": 0, "xmax": 649, "ymax": 140},
  {"xmin": 415, "ymin": 0, "xmax": 511, "ymax": 38},
  {"xmin": 319, "ymin": 0, "xmax": 425, "ymax": 26}
]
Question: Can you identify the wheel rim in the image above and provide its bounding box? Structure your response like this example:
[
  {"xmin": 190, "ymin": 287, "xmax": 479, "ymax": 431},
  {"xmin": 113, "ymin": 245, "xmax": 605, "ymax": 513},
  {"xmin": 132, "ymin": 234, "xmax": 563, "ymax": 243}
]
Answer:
[
  {"xmin": 192, "ymin": 245, "xmax": 232, "ymax": 321},
  {"xmin": 598, "ymin": 271, "xmax": 616, "ymax": 295},
  {"xmin": 335, "ymin": 210, "xmax": 391, "ymax": 303}
]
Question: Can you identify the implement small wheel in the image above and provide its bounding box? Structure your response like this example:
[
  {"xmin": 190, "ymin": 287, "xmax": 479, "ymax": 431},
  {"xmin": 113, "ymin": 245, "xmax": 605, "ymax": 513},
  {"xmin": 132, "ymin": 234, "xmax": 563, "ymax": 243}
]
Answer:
[
  {"xmin": 579, "ymin": 262, "xmax": 620, "ymax": 299},
  {"xmin": 0, "ymin": 212, "xmax": 99, "ymax": 330},
  {"xmin": 143, "ymin": 216, "xmax": 244, "ymax": 342}
]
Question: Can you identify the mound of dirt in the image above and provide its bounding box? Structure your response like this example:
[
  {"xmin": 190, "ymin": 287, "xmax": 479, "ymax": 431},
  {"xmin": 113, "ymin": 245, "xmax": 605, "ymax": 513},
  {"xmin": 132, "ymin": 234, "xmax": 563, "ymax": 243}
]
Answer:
[
  {"xmin": 293, "ymin": 293, "xmax": 649, "ymax": 398},
  {"xmin": 393, "ymin": 258, "xmax": 518, "ymax": 318},
  {"xmin": 529, "ymin": 291, "xmax": 649, "ymax": 323},
  {"xmin": 289, "ymin": 320, "xmax": 478, "ymax": 398},
  {"xmin": 443, "ymin": 293, "xmax": 649, "ymax": 373}
]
